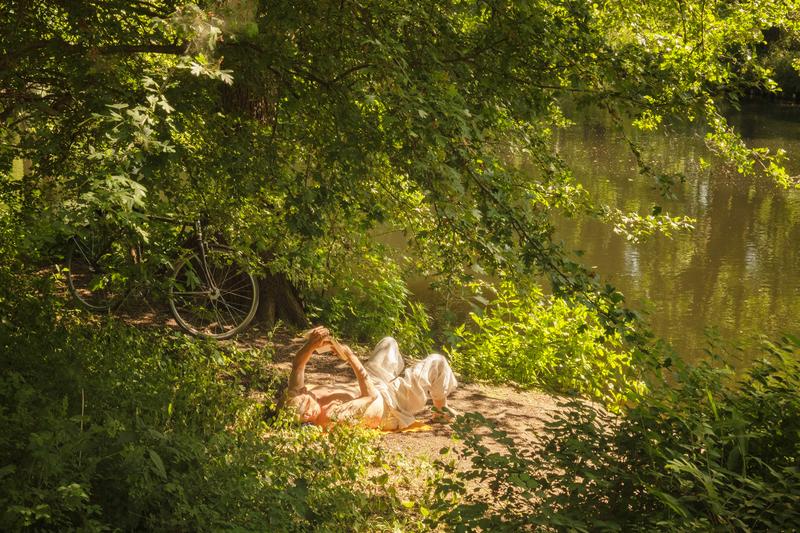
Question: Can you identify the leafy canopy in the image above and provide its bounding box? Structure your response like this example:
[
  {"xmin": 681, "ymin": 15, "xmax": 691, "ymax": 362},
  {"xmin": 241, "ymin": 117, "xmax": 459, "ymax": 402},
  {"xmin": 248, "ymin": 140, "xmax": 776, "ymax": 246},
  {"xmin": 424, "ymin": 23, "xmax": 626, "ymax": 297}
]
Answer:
[{"xmin": 2, "ymin": 0, "xmax": 798, "ymax": 332}]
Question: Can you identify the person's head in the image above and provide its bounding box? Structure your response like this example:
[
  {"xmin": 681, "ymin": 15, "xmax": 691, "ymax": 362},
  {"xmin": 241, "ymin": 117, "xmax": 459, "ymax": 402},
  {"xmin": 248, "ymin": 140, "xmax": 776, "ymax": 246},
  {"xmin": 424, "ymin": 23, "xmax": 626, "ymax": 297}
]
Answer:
[{"xmin": 286, "ymin": 392, "xmax": 322, "ymax": 423}]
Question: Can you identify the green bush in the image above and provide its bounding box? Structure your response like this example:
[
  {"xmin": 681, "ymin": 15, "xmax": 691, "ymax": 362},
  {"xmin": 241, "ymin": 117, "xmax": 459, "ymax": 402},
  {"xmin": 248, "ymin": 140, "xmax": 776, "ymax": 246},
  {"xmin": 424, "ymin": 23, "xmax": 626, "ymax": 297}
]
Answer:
[
  {"xmin": 0, "ymin": 259, "xmax": 421, "ymax": 530},
  {"xmin": 393, "ymin": 301, "xmax": 435, "ymax": 359},
  {"xmin": 304, "ymin": 242, "xmax": 433, "ymax": 352},
  {"xmin": 432, "ymin": 336, "xmax": 800, "ymax": 531},
  {"xmin": 307, "ymin": 250, "xmax": 407, "ymax": 343},
  {"xmin": 0, "ymin": 320, "xmax": 415, "ymax": 530},
  {"xmin": 448, "ymin": 281, "xmax": 644, "ymax": 407}
]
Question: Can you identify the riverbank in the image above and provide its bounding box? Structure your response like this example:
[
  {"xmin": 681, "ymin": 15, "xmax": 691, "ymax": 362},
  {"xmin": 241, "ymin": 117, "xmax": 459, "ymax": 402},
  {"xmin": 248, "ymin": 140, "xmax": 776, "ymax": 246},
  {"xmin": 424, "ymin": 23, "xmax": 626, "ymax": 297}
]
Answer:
[{"xmin": 4, "ymin": 284, "xmax": 799, "ymax": 531}]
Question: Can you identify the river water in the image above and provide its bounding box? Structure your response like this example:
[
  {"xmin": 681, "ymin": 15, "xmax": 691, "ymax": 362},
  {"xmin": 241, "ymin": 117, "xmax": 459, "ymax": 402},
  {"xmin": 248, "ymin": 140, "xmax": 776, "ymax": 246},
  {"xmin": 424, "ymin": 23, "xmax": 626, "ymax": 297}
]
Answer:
[{"xmin": 554, "ymin": 101, "xmax": 800, "ymax": 362}]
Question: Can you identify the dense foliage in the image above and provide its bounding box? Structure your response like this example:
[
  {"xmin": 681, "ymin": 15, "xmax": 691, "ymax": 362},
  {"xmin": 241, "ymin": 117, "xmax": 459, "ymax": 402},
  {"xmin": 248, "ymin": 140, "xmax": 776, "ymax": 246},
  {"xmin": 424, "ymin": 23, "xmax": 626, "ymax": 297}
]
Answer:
[
  {"xmin": 302, "ymin": 236, "xmax": 433, "ymax": 355},
  {"xmin": 3, "ymin": 0, "xmax": 799, "ymax": 334},
  {"xmin": 0, "ymin": 253, "xmax": 423, "ymax": 531},
  {"xmin": 433, "ymin": 336, "xmax": 800, "ymax": 531},
  {"xmin": 3, "ymin": 2, "xmax": 800, "ymax": 530},
  {"xmin": 762, "ymin": 24, "xmax": 800, "ymax": 97},
  {"xmin": 448, "ymin": 281, "xmax": 644, "ymax": 407}
]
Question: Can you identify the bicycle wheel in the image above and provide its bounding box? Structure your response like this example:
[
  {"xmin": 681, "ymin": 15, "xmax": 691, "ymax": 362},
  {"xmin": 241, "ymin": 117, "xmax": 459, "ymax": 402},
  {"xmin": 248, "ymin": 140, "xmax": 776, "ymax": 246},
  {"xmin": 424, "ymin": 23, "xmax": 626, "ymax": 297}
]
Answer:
[
  {"xmin": 66, "ymin": 230, "xmax": 130, "ymax": 311},
  {"xmin": 169, "ymin": 247, "xmax": 260, "ymax": 339}
]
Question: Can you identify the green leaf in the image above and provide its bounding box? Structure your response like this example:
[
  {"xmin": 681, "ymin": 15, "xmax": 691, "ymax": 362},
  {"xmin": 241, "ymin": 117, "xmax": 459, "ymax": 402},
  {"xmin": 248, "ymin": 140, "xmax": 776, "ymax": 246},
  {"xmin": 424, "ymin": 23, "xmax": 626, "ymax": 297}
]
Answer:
[{"xmin": 148, "ymin": 449, "xmax": 167, "ymax": 481}]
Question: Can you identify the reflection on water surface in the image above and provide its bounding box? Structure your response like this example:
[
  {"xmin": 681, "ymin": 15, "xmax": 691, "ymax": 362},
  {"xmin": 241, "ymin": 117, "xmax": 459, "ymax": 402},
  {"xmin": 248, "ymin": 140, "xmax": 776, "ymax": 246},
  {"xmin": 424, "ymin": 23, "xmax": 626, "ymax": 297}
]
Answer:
[{"xmin": 555, "ymin": 101, "xmax": 800, "ymax": 362}]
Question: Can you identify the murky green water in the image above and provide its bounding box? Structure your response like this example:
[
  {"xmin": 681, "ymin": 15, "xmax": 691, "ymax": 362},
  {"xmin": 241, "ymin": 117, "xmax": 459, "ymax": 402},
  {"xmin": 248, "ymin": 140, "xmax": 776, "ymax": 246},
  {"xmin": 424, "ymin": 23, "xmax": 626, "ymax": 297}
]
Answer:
[{"xmin": 555, "ymin": 101, "xmax": 800, "ymax": 362}]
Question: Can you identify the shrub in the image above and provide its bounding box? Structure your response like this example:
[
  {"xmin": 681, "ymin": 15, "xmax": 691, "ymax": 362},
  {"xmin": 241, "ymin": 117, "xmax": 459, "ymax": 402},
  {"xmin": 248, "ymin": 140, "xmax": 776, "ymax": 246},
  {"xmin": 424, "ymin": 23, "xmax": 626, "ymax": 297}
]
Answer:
[
  {"xmin": 307, "ymin": 249, "xmax": 408, "ymax": 343},
  {"xmin": 432, "ymin": 335, "xmax": 800, "ymax": 531},
  {"xmin": 0, "ymin": 265, "xmax": 422, "ymax": 531},
  {"xmin": 447, "ymin": 281, "xmax": 644, "ymax": 407},
  {"xmin": 393, "ymin": 301, "xmax": 435, "ymax": 358},
  {"xmin": 304, "ymin": 241, "xmax": 433, "ymax": 352}
]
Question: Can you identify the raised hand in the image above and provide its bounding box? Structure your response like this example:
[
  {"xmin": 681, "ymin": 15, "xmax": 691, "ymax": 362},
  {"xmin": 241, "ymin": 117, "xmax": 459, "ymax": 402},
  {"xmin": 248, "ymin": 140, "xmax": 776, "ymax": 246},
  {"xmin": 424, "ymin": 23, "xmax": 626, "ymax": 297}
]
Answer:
[
  {"xmin": 327, "ymin": 337, "xmax": 353, "ymax": 362},
  {"xmin": 305, "ymin": 326, "xmax": 330, "ymax": 351},
  {"xmin": 340, "ymin": 344, "xmax": 356, "ymax": 361}
]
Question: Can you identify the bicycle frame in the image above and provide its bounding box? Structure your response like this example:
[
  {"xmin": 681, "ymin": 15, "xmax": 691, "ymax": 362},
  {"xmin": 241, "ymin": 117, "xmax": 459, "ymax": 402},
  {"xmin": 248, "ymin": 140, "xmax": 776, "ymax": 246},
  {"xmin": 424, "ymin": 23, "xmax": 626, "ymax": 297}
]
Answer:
[{"xmin": 193, "ymin": 220, "xmax": 219, "ymax": 292}]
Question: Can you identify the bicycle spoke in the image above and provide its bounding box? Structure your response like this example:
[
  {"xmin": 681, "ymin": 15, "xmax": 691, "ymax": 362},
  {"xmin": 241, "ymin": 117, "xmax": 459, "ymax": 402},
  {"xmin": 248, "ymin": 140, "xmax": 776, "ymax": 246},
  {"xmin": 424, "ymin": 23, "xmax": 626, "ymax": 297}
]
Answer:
[
  {"xmin": 219, "ymin": 286, "xmax": 254, "ymax": 300},
  {"xmin": 217, "ymin": 298, "xmax": 240, "ymax": 329},
  {"xmin": 219, "ymin": 277, "xmax": 253, "ymax": 293},
  {"xmin": 170, "ymin": 247, "xmax": 257, "ymax": 339},
  {"xmin": 210, "ymin": 300, "xmax": 228, "ymax": 333},
  {"xmin": 208, "ymin": 258, "xmax": 237, "ymax": 291},
  {"xmin": 222, "ymin": 295, "xmax": 252, "ymax": 310},
  {"xmin": 67, "ymin": 228, "xmax": 130, "ymax": 312},
  {"xmin": 74, "ymin": 238, "xmax": 93, "ymax": 267},
  {"xmin": 207, "ymin": 258, "xmax": 225, "ymax": 284},
  {"xmin": 172, "ymin": 290, "xmax": 211, "ymax": 296},
  {"xmin": 217, "ymin": 296, "xmax": 250, "ymax": 315},
  {"xmin": 220, "ymin": 262, "xmax": 234, "ymax": 287}
]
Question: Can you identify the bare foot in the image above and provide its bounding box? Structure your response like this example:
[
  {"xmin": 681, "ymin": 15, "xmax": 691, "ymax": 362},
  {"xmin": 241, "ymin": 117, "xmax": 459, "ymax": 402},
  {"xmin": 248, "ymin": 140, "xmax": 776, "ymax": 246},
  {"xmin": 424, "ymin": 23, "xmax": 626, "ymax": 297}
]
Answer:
[{"xmin": 430, "ymin": 405, "xmax": 460, "ymax": 424}]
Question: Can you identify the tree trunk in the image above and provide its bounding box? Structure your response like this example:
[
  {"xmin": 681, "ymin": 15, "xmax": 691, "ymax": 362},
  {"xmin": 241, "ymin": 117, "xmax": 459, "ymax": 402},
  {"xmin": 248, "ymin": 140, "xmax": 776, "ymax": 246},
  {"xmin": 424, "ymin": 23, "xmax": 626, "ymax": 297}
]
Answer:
[
  {"xmin": 256, "ymin": 270, "xmax": 309, "ymax": 329},
  {"xmin": 218, "ymin": 51, "xmax": 302, "ymax": 328}
]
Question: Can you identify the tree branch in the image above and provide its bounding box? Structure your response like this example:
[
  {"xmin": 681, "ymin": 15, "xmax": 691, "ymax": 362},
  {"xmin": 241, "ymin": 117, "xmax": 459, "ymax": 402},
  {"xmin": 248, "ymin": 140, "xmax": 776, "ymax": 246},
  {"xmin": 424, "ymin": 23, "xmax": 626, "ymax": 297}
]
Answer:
[
  {"xmin": 331, "ymin": 63, "xmax": 373, "ymax": 83},
  {"xmin": 96, "ymin": 43, "xmax": 186, "ymax": 55}
]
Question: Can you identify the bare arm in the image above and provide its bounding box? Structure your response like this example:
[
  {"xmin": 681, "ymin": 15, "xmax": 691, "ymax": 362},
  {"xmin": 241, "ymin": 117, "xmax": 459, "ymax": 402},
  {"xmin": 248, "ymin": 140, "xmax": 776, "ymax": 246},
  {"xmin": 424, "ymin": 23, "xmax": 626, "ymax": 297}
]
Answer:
[
  {"xmin": 323, "ymin": 339, "xmax": 382, "ymax": 427},
  {"xmin": 287, "ymin": 326, "xmax": 330, "ymax": 396},
  {"xmin": 329, "ymin": 338, "xmax": 379, "ymax": 400}
]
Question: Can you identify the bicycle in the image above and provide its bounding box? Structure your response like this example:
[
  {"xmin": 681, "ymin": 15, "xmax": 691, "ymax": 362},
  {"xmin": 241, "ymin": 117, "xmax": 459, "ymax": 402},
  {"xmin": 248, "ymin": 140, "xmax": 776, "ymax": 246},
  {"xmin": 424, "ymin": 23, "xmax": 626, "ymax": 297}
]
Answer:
[{"xmin": 65, "ymin": 215, "xmax": 260, "ymax": 340}]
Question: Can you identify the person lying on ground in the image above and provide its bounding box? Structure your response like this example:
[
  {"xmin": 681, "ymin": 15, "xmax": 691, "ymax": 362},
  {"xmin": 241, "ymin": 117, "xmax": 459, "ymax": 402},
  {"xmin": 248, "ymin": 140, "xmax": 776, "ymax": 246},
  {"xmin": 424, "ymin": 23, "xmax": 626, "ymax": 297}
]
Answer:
[{"xmin": 284, "ymin": 326, "xmax": 458, "ymax": 430}]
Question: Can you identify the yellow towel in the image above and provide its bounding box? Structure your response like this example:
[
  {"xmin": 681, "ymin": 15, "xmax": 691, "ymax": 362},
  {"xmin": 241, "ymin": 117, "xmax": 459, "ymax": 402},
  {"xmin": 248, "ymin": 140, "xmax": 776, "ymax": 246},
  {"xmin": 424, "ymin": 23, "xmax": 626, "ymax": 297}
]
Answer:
[{"xmin": 383, "ymin": 420, "xmax": 433, "ymax": 433}]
